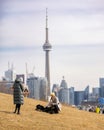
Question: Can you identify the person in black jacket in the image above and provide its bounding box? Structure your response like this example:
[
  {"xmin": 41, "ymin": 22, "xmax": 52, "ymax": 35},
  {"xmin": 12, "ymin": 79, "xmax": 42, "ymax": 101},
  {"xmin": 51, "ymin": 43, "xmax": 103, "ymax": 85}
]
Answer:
[{"xmin": 12, "ymin": 78, "xmax": 24, "ymax": 114}]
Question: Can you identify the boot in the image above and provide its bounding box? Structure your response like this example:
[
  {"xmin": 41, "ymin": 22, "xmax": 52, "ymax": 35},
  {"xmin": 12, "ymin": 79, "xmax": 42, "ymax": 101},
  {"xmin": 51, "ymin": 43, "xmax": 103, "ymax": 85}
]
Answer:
[
  {"xmin": 13, "ymin": 105, "xmax": 17, "ymax": 113},
  {"xmin": 17, "ymin": 104, "xmax": 21, "ymax": 114}
]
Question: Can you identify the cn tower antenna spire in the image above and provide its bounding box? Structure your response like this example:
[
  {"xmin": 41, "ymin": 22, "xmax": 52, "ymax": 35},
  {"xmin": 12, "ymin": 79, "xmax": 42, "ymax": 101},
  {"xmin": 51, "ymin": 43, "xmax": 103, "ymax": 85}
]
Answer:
[
  {"xmin": 46, "ymin": 8, "xmax": 48, "ymax": 28},
  {"xmin": 45, "ymin": 8, "xmax": 49, "ymax": 44}
]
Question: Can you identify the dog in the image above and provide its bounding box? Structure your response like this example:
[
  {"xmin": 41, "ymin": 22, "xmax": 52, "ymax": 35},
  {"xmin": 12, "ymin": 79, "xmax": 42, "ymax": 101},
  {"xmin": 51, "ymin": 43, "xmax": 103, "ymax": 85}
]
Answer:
[
  {"xmin": 35, "ymin": 104, "xmax": 59, "ymax": 114},
  {"xmin": 35, "ymin": 104, "xmax": 45, "ymax": 111}
]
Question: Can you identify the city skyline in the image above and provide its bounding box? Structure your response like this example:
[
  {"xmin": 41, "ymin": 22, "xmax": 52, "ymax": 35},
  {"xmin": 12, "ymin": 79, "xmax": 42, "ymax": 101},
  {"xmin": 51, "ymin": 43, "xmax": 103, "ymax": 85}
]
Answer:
[{"xmin": 0, "ymin": 0, "xmax": 104, "ymax": 91}]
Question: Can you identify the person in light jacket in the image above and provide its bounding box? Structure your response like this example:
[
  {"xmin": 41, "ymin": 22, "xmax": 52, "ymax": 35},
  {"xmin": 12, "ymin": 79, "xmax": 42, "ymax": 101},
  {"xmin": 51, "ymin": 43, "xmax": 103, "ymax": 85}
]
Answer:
[
  {"xmin": 12, "ymin": 78, "xmax": 24, "ymax": 114},
  {"xmin": 47, "ymin": 92, "xmax": 61, "ymax": 113}
]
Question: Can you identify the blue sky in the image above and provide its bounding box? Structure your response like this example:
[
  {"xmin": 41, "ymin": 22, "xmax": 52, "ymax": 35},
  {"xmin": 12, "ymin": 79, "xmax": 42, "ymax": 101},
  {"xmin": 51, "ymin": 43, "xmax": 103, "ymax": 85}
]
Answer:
[{"xmin": 0, "ymin": 0, "xmax": 104, "ymax": 91}]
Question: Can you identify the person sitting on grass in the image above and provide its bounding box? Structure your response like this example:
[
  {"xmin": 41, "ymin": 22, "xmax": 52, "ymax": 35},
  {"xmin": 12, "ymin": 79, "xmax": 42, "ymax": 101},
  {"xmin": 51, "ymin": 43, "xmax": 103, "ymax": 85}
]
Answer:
[
  {"xmin": 36, "ymin": 92, "xmax": 61, "ymax": 114},
  {"xmin": 46, "ymin": 92, "xmax": 61, "ymax": 113}
]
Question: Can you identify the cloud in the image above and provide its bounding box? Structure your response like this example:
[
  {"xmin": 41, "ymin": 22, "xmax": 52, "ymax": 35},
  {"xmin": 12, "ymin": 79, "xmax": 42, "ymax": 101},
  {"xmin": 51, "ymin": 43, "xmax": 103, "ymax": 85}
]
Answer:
[
  {"xmin": 0, "ymin": 0, "xmax": 104, "ymax": 47},
  {"xmin": 1, "ymin": 0, "xmax": 104, "ymax": 14},
  {"xmin": 0, "ymin": 0, "xmax": 104, "ymax": 90}
]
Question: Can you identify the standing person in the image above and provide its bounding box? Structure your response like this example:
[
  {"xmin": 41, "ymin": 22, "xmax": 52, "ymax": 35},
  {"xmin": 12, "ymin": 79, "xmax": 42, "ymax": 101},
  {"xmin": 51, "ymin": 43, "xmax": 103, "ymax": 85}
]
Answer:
[
  {"xmin": 46, "ymin": 92, "xmax": 61, "ymax": 113},
  {"xmin": 12, "ymin": 78, "xmax": 24, "ymax": 114}
]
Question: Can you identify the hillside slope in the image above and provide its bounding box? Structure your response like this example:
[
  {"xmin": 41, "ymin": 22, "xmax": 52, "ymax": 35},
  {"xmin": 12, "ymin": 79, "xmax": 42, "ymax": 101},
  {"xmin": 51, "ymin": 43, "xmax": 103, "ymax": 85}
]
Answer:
[{"xmin": 0, "ymin": 93, "xmax": 104, "ymax": 130}]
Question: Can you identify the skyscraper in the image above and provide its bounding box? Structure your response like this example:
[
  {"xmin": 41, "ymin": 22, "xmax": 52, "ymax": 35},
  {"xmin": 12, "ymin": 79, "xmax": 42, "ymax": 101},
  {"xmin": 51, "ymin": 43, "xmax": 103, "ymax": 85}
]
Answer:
[
  {"xmin": 27, "ymin": 75, "xmax": 47, "ymax": 100},
  {"xmin": 43, "ymin": 8, "xmax": 52, "ymax": 97},
  {"xmin": 99, "ymin": 78, "xmax": 104, "ymax": 97},
  {"xmin": 5, "ymin": 63, "xmax": 16, "ymax": 81}
]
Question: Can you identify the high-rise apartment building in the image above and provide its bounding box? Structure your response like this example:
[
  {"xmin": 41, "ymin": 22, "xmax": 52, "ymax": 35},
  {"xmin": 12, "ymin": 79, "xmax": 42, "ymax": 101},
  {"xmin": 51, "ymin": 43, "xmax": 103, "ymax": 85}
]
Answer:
[
  {"xmin": 52, "ymin": 84, "xmax": 60, "ymax": 97},
  {"xmin": 60, "ymin": 76, "xmax": 68, "ymax": 88},
  {"xmin": 99, "ymin": 78, "xmax": 104, "ymax": 97},
  {"xmin": 39, "ymin": 77, "xmax": 48, "ymax": 100},
  {"xmin": 69, "ymin": 87, "xmax": 74, "ymax": 105},
  {"xmin": 5, "ymin": 65, "xmax": 16, "ymax": 81},
  {"xmin": 74, "ymin": 91, "xmax": 84, "ymax": 105},
  {"xmin": 92, "ymin": 87, "xmax": 100, "ymax": 98},
  {"xmin": 84, "ymin": 85, "xmax": 89, "ymax": 101},
  {"xmin": 58, "ymin": 88, "xmax": 69, "ymax": 104},
  {"xmin": 27, "ymin": 74, "xmax": 47, "ymax": 100},
  {"xmin": 58, "ymin": 77, "xmax": 69, "ymax": 104}
]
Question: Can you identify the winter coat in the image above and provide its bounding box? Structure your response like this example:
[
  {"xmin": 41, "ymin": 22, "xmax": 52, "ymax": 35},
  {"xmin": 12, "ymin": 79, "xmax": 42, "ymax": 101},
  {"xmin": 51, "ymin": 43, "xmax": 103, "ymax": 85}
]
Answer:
[
  {"xmin": 13, "ymin": 80, "xmax": 24, "ymax": 105},
  {"xmin": 47, "ymin": 96, "xmax": 62, "ymax": 111}
]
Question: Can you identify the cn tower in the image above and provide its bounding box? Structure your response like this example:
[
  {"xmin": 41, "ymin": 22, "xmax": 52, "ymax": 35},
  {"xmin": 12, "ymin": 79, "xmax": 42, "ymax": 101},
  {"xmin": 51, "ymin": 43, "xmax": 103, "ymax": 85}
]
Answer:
[{"xmin": 43, "ymin": 8, "xmax": 52, "ymax": 97}]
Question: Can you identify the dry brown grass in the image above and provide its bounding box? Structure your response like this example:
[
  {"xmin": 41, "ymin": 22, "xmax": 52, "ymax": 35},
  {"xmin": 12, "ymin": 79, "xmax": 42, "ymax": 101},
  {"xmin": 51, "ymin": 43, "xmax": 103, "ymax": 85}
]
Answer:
[{"xmin": 0, "ymin": 93, "xmax": 104, "ymax": 130}]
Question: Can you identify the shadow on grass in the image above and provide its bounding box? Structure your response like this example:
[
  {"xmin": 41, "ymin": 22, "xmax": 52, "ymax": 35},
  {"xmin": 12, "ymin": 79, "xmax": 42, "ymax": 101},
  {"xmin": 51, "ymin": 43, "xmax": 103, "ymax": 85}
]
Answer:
[{"xmin": 0, "ymin": 110, "xmax": 14, "ymax": 114}]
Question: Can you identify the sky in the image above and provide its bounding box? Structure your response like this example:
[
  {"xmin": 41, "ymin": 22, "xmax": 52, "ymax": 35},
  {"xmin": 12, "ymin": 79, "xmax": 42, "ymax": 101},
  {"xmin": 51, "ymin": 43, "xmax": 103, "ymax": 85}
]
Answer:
[{"xmin": 0, "ymin": 0, "xmax": 104, "ymax": 92}]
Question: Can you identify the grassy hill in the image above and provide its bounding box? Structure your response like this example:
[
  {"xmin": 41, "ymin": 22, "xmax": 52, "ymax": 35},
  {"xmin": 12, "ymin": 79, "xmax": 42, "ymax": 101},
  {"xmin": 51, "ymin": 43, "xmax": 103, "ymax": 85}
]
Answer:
[{"xmin": 0, "ymin": 93, "xmax": 104, "ymax": 130}]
